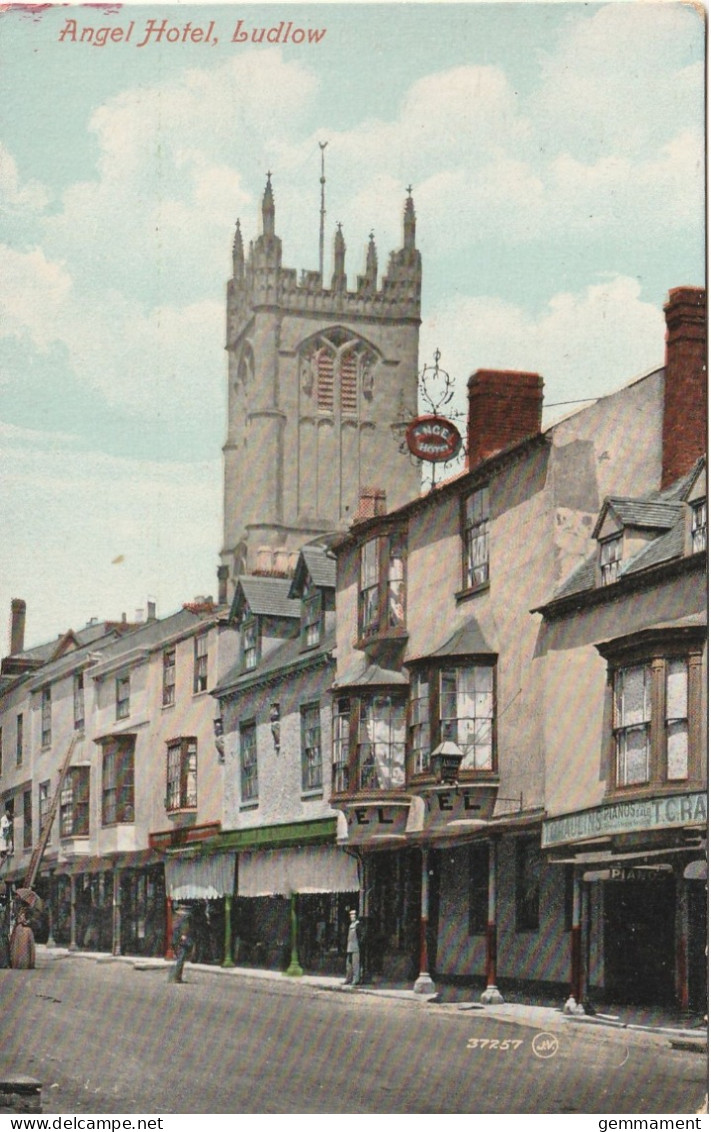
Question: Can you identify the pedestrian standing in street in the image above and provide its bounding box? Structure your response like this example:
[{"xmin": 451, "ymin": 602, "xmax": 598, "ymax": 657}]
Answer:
[
  {"xmin": 344, "ymin": 908, "xmax": 362, "ymax": 986},
  {"xmin": 10, "ymin": 905, "xmax": 36, "ymax": 970},
  {"xmin": 168, "ymin": 905, "xmax": 194, "ymax": 984}
]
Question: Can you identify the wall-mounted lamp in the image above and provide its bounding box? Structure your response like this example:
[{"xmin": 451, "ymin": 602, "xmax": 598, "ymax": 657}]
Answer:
[
  {"xmin": 270, "ymin": 703, "xmax": 281, "ymax": 754},
  {"xmin": 213, "ymin": 716, "xmax": 225, "ymax": 763}
]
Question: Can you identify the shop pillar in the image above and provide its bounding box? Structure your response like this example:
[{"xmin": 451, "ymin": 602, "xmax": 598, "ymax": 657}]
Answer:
[
  {"xmin": 414, "ymin": 848, "xmax": 435, "ymax": 995},
  {"xmin": 46, "ymin": 873, "xmax": 56, "ymax": 949},
  {"xmin": 111, "ymin": 869, "xmax": 122, "ymax": 957},
  {"xmin": 165, "ymin": 895, "xmax": 175, "ymax": 960},
  {"xmin": 675, "ymin": 870, "xmax": 689, "ymax": 1012},
  {"xmin": 284, "ymin": 891, "xmax": 303, "ymax": 977},
  {"xmin": 222, "ymin": 893, "xmax": 235, "ymax": 968},
  {"xmin": 481, "ymin": 839, "xmax": 504, "ymax": 1005},
  {"xmin": 564, "ymin": 869, "xmax": 585, "ymax": 1015},
  {"xmin": 68, "ymin": 875, "xmax": 77, "ymax": 951}
]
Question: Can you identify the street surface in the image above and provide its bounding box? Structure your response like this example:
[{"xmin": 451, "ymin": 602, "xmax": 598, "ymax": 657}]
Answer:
[{"xmin": 2, "ymin": 954, "xmax": 706, "ymax": 1115}]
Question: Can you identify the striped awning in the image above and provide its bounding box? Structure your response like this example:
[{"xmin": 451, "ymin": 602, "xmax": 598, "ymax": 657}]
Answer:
[
  {"xmin": 164, "ymin": 852, "xmax": 235, "ymax": 900},
  {"xmin": 239, "ymin": 844, "xmax": 358, "ymax": 898}
]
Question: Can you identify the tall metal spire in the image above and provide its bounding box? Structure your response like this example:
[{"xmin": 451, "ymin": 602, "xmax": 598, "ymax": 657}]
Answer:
[
  {"xmin": 262, "ymin": 171, "xmax": 275, "ymax": 237},
  {"xmin": 318, "ymin": 142, "xmax": 328, "ymax": 280}
]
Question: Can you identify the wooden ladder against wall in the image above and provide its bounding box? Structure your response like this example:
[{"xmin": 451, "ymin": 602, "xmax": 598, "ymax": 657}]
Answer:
[{"xmin": 23, "ymin": 734, "xmax": 79, "ymax": 890}]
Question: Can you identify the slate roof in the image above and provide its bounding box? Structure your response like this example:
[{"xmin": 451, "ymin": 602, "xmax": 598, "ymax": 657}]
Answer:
[
  {"xmin": 289, "ymin": 540, "xmax": 337, "ymax": 597},
  {"xmin": 85, "ymin": 608, "xmax": 213, "ymax": 675},
  {"xmin": 214, "ymin": 626, "xmax": 335, "ymax": 697},
  {"xmin": 592, "ymin": 498, "xmax": 682, "ymax": 538},
  {"xmin": 332, "ymin": 657, "xmax": 410, "ymax": 690},
  {"xmin": 231, "ymin": 576, "xmax": 301, "ymax": 621}
]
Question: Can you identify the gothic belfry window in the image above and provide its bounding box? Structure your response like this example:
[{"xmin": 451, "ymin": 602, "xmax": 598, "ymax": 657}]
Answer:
[{"xmin": 301, "ymin": 329, "xmax": 378, "ymax": 420}]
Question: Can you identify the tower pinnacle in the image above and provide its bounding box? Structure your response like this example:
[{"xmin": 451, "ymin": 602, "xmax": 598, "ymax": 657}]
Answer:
[
  {"xmin": 403, "ymin": 186, "xmax": 416, "ymax": 250},
  {"xmin": 232, "ymin": 219, "xmax": 244, "ymax": 278},
  {"xmin": 332, "ymin": 222, "xmax": 346, "ymax": 291},
  {"xmin": 262, "ymin": 172, "xmax": 275, "ymax": 237}
]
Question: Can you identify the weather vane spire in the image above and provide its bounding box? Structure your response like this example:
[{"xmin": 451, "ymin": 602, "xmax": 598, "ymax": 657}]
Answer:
[{"xmin": 319, "ymin": 141, "xmax": 328, "ymax": 279}]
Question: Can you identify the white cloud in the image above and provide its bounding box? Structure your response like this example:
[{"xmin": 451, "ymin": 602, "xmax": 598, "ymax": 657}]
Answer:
[
  {"xmin": 0, "ymin": 142, "xmax": 49, "ymax": 214},
  {"xmin": 421, "ymin": 275, "xmax": 665, "ymax": 422}
]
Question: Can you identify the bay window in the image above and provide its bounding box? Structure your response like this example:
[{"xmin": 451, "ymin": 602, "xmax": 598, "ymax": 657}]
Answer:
[
  {"xmin": 357, "ymin": 694, "xmax": 407, "ymax": 790},
  {"xmin": 613, "ymin": 664, "xmax": 651, "ymax": 786},
  {"xmin": 409, "ymin": 661, "xmax": 496, "ymax": 776},
  {"xmin": 60, "ymin": 767, "xmax": 90, "ymax": 838},
  {"xmin": 358, "ymin": 530, "xmax": 406, "ymax": 641}
]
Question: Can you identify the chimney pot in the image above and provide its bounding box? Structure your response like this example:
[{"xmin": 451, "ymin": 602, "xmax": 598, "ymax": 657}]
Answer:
[
  {"xmin": 661, "ymin": 287, "xmax": 707, "ymax": 489},
  {"xmin": 353, "ymin": 487, "xmax": 387, "ymax": 523},
  {"xmin": 10, "ymin": 599, "xmax": 26, "ymax": 655},
  {"xmin": 466, "ymin": 369, "xmax": 544, "ymax": 470}
]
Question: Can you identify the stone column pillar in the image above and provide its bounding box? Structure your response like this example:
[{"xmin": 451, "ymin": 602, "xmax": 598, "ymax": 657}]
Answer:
[
  {"xmin": 565, "ymin": 869, "xmax": 585, "ymax": 1014},
  {"xmin": 481, "ymin": 839, "xmax": 504, "ymax": 1004},
  {"xmin": 414, "ymin": 847, "xmax": 435, "ymax": 995},
  {"xmin": 285, "ymin": 891, "xmax": 303, "ymax": 977},
  {"xmin": 68, "ymin": 874, "xmax": 77, "ymax": 951},
  {"xmin": 222, "ymin": 893, "xmax": 235, "ymax": 968}
]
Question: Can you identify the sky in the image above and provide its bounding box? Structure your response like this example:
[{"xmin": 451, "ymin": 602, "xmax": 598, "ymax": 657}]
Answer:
[{"xmin": 0, "ymin": 0, "xmax": 705, "ymax": 648}]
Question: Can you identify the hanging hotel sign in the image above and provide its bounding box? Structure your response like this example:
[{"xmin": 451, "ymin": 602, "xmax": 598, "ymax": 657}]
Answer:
[
  {"xmin": 542, "ymin": 791, "xmax": 708, "ymax": 849},
  {"xmin": 405, "ymin": 415, "xmax": 462, "ymax": 463}
]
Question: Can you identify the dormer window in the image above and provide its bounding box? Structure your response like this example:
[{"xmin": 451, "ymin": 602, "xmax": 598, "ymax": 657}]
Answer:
[
  {"xmin": 243, "ymin": 615, "xmax": 258, "ymax": 670},
  {"xmin": 302, "ymin": 584, "xmax": 322, "ymax": 649},
  {"xmin": 600, "ymin": 534, "xmax": 622, "ymax": 585},
  {"xmin": 358, "ymin": 530, "xmax": 406, "ymax": 641},
  {"xmin": 691, "ymin": 499, "xmax": 706, "ymax": 553}
]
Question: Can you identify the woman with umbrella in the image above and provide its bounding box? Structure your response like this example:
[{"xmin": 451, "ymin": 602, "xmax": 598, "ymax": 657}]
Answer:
[{"xmin": 10, "ymin": 888, "xmax": 42, "ymax": 969}]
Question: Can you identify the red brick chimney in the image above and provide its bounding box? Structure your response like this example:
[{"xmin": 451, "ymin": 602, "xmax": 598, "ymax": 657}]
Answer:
[
  {"xmin": 466, "ymin": 370, "xmax": 544, "ymax": 469},
  {"xmin": 353, "ymin": 487, "xmax": 387, "ymax": 522},
  {"xmin": 661, "ymin": 287, "xmax": 707, "ymax": 490},
  {"xmin": 10, "ymin": 599, "xmax": 26, "ymax": 655}
]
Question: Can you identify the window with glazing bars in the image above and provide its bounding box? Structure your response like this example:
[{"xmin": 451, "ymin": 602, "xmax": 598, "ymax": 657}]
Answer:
[
  {"xmin": 464, "ymin": 487, "xmax": 490, "ymax": 589},
  {"xmin": 600, "ymin": 535, "xmax": 622, "ymax": 585},
  {"xmin": 41, "ymin": 687, "xmax": 51, "ymax": 747},
  {"xmin": 613, "ymin": 664, "xmax": 651, "ymax": 786},
  {"xmin": 691, "ymin": 500, "xmax": 706, "ymax": 553},
  {"xmin": 193, "ymin": 635, "xmax": 208, "ymax": 693},
  {"xmin": 163, "ymin": 648, "xmax": 176, "ymax": 706},
  {"xmin": 116, "ymin": 674, "xmax": 130, "ymax": 720},
  {"xmin": 166, "ymin": 738, "xmax": 198, "ymax": 810},
  {"xmin": 102, "ymin": 738, "xmax": 135, "ymax": 824},
  {"xmin": 60, "ymin": 767, "xmax": 90, "ymax": 837},
  {"xmin": 73, "ymin": 672, "xmax": 85, "ymax": 731},
  {"xmin": 240, "ymin": 724, "xmax": 258, "ymax": 802},
  {"xmin": 332, "ymin": 698, "xmax": 350, "ymax": 793},
  {"xmin": 301, "ymin": 704, "xmax": 322, "ymax": 791}
]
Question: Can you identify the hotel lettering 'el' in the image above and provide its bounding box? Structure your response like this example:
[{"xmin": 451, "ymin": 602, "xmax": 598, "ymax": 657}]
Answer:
[{"xmin": 0, "ymin": 174, "xmax": 706, "ymax": 1015}]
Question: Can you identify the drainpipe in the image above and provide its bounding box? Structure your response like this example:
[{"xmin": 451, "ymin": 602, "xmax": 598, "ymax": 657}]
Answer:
[
  {"xmin": 564, "ymin": 868, "xmax": 585, "ymax": 1014},
  {"xmin": 414, "ymin": 847, "xmax": 435, "ymax": 994},
  {"xmin": 481, "ymin": 838, "xmax": 504, "ymax": 1004},
  {"xmin": 222, "ymin": 893, "xmax": 235, "ymax": 968}
]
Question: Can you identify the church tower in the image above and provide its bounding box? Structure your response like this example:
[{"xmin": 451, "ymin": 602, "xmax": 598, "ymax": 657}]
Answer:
[{"xmin": 221, "ymin": 174, "xmax": 422, "ymax": 592}]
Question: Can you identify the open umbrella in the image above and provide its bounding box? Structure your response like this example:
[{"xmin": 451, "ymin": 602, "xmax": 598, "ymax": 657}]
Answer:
[{"xmin": 14, "ymin": 888, "xmax": 43, "ymax": 913}]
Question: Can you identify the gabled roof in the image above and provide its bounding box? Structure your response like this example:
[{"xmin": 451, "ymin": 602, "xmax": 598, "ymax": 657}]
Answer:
[
  {"xmin": 591, "ymin": 498, "xmax": 682, "ymax": 540},
  {"xmin": 289, "ymin": 538, "xmax": 337, "ymax": 598},
  {"xmin": 229, "ymin": 576, "xmax": 301, "ymax": 622},
  {"xmin": 407, "ymin": 616, "xmax": 496, "ymax": 662}
]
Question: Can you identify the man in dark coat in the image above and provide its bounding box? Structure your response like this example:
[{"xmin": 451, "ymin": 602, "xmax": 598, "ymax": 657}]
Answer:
[{"xmin": 168, "ymin": 905, "xmax": 194, "ymax": 984}]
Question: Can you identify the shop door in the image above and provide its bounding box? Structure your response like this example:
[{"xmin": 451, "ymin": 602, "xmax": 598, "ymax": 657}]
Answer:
[
  {"xmin": 687, "ymin": 881, "xmax": 708, "ymax": 1014},
  {"xmin": 367, "ymin": 849, "xmax": 420, "ymax": 982},
  {"xmin": 604, "ymin": 876, "xmax": 675, "ymax": 1004}
]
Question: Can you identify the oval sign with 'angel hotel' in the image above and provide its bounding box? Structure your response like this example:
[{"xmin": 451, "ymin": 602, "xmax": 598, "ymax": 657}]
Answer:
[{"xmin": 405, "ymin": 415, "xmax": 463, "ymax": 463}]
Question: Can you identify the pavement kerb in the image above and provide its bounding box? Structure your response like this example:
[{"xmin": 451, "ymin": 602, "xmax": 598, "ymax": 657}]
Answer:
[{"xmin": 38, "ymin": 946, "xmax": 708, "ymax": 1048}]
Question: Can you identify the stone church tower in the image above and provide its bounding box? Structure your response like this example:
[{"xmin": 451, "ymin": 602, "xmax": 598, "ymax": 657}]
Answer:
[{"xmin": 220, "ymin": 174, "xmax": 423, "ymax": 594}]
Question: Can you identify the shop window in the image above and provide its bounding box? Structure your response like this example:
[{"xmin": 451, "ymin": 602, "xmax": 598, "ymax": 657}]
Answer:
[
  {"xmin": 515, "ymin": 838, "xmax": 540, "ymax": 931},
  {"xmin": 600, "ymin": 534, "xmax": 622, "ymax": 586},
  {"xmin": 332, "ymin": 697, "xmax": 351, "ymax": 793},
  {"xmin": 193, "ymin": 634, "xmax": 208, "ymax": 694},
  {"xmin": 23, "ymin": 788, "xmax": 32, "ymax": 849},
  {"xmin": 73, "ymin": 672, "xmax": 85, "ymax": 731},
  {"xmin": 39, "ymin": 780, "xmax": 51, "ymax": 837},
  {"xmin": 166, "ymin": 737, "xmax": 197, "ymax": 812},
  {"xmin": 102, "ymin": 736, "xmax": 135, "ymax": 825},
  {"xmin": 358, "ymin": 531, "xmax": 406, "ymax": 641},
  {"xmin": 240, "ymin": 723, "xmax": 258, "ymax": 803},
  {"xmin": 301, "ymin": 704, "xmax": 322, "ymax": 792},
  {"xmin": 356, "ymin": 694, "xmax": 406, "ymax": 791},
  {"xmin": 59, "ymin": 767, "xmax": 90, "ymax": 838},
  {"xmin": 116, "ymin": 674, "xmax": 130, "ymax": 720},
  {"xmin": 163, "ymin": 648, "xmax": 176, "ymax": 707},
  {"xmin": 16, "ymin": 713, "xmax": 23, "ymax": 767},
  {"xmin": 691, "ymin": 499, "xmax": 706, "ymax": 553},
  {"xmin": 41, "ymin": 687, "xmax": 52, "ymax": 747},
  {"xmin": 463, "ymin": 486, "xmax": 490, "ymax": 590},
  {"xmin": 469, "ymin": 843, "xmax": 489, "ymax": 935}
]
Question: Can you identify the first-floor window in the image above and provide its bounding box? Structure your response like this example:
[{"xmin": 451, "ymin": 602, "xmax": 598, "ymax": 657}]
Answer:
[
  {"xmin": 73, "ymin": 672, "xmax": 85, "ymax": 731},
  {"xmin": 516, "ymin": 838, "xmax": 541, "ymax": 932},
  {"xmin": 60, "ymin": 767, "xmax": 90, "ymax": 838},
  {"xmin": 332, "ymin": 697, "xmax": 350, "ymax": 793},
  {"xmin": 166, "ymin": 738, "xmax": 198, "ymax": 811},
  {"xmin": 41, "ymin": 686, "xmax": 52, "ymax": 747},
  {"xmin": 469, "ymin": 843, "xmax": 489, "ymax": 935},
  {"xmin": 102, "ymin": 737, "xmax": 135, "ymax": 825},
  {"xmin": 409, "ymin": 671, "xmax": 430, "ymax": 774},
  {"xmin": 357, "ymin": 694, "xmax": 406, "ymax": 791},
  {"xmin": 116, "ymin": 674, "xmax": 130, "ymax": 720},
  {"xmin": 440, "ymin": 666, "xmax": 494, "ymax": 770},
  {"xmin": 23, "ymin": 789, "xmax": 32, "ymax": 849},
  {"xmin": 240, "ymin": 723, "xmax": 258, "ymax": 802},
  {"xmin": 301, "ymin": 704, "xmax": 322, "ymax": 791},
  {"xmin": 613, "ymin": 664, "xmax": 651, "ymax": 786},
  {"xmin": 39, "ymin": 780, "xmax": 51, "ymax": 837},
  {"xmin": 162, "ymin": 649, "xmax": 176, "ymax": 707},
  {"xmin": 665, "ymin": 658, "xmax": 688, "ymax": 781}
]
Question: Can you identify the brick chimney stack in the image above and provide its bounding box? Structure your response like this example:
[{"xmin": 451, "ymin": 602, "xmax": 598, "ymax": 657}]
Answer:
[
  {"xmin": 466, "ymin": 370, "xmax": 544, "ymax": 469},
  {"xmin": 10, "ymin": 598, "xmax": 26, "ymax": 655},
  {"xmin": 353, "ymin": 487, "xmax": 387, "ymax": 523},
  {"xmin": 661, "ymin": 287, "xmax": 707, "ymax": 490}
]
